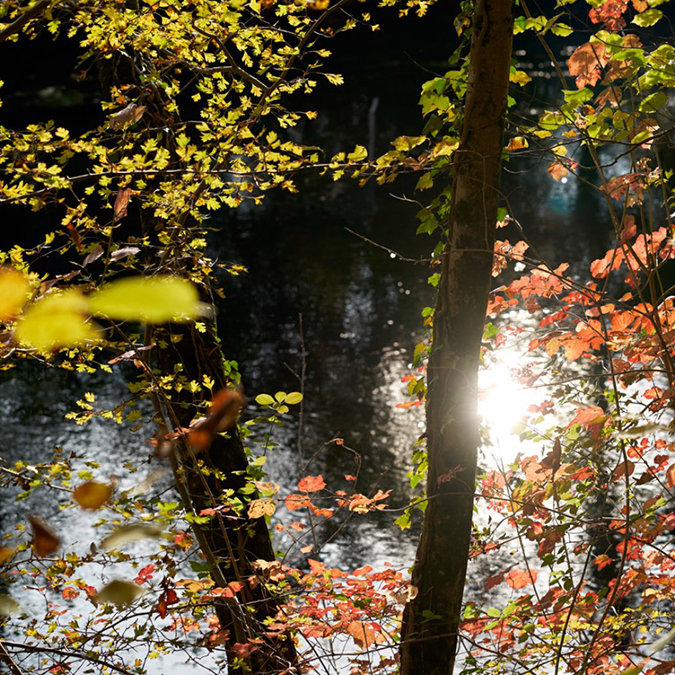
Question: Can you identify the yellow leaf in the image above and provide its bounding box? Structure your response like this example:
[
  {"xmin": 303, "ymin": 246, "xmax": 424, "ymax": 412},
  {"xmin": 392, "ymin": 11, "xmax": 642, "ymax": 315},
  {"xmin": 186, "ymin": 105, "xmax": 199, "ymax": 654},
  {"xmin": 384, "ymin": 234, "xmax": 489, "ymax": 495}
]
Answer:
[
  {"xmin": 16, "ymin": 291, "xmax": 100, "ymax": 351},
  {"xmin": 0, "ymin": 268, "xmax": 30, "ymax": 321},
  {"xmin": 89, "ymin": 276, "xmax": 204, "ymax": 323},
  {"xmin": 0, "ymin": 547, "xmax": 15, "ymax": 564},
  {"xmin": 507, "ymin": 136, "xmax": 528, "ymax": 152},
  {"xmin": 248, "ymin": 498, "xmax": 277, "ymax": 519},
  {"xmin": 73, "ymin": 481, "xmax": 113, "ymax": 510}
]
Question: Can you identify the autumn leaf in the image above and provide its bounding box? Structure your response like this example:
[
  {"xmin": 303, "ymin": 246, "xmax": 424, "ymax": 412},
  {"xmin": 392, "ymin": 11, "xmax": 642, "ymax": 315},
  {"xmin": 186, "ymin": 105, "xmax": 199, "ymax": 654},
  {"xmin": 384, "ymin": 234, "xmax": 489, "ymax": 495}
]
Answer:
[
  {"xmin": 569, "ymin": 405, "xmax": 606, "ymax": 428},
  {"xmin": 248, "ymin": 498, "xmax": 276, "ymax": 519},
  {"xmin": 666, "ymin": 464, "xmax": 675, "ymax": 489},
  {"xmin": 505, "ymin": 568, "xmax": 537, "ymax": 590},
  {"xmin": 113, "ymin": 187, "xmax": 132, "ymax": 221},
  {"xmin": 547, "ymin": 160, "xmax": 568, "ymax": 181},
  {"xmin": 0, "ymin": 547, "xmax": 15, "ymax": 565},
  {"xmin": 16, "ymin": 290, "xmax": 100, "ymax": 352},
  {"xmin": 89, "ymin": 276, "xmax": 205, "ymax": 323},
  {"xmin": 73, "ymin": 481, "xmax": 113, "ymax": 510},
  {"xmin": 29, "ymin": 515, "xmax": 61, "ymax": 557},
  {"xmin": 297, "ymin": 474, "xmax": 326, "ymax": 492},
  {"xmin": 568, "ymin": 42, "xmax": 609, "ymax": 89},
  {"xmin": 188, "ymin": 388, "xmax": 245, "ymax": 451},
  {"xmin": 0, "ymin": 267, "xmax": 31, "ymax": 321},
  {"xmin": 134, "ymin": 564, "xmax": 155, "ymax": 585},
  {"xmin": 347, "ymin": 620, "xmax": 379, "ymax": 649},
  {"xmin": 507, "ymin": 136, "xmax": 528, "ymax": 152}
]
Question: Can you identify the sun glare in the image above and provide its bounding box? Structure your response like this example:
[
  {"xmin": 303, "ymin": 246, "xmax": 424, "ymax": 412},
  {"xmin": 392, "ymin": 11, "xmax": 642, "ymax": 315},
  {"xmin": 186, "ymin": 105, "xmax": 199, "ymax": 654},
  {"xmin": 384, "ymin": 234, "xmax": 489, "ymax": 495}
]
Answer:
[{"xmin": 478, "ymin": 352, "xmax": 542, "ymax": 462}]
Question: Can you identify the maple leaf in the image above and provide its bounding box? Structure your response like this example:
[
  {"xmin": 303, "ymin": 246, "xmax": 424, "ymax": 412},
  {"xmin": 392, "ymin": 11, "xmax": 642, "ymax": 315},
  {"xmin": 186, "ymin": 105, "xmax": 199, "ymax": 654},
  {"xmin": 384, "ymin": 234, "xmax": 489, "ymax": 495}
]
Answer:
[
  {"xmin": 568, "ymin": 42, "xmax": 609, "ymax": 89},
  {"xmin": 505, "ymin": 568, "xmax": 537, "ymax": 590},
  {"xmin": 297, "ymin": 474, "xmax": 326, "ymax": 492}
]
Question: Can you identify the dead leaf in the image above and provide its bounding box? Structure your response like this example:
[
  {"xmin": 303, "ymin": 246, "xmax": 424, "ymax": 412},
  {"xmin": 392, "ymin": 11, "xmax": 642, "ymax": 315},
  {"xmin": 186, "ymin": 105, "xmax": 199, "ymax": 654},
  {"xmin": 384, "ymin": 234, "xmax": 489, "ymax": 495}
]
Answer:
[
  {"xmin": 83, "ymin": 245, "xmax": 104, "ymax": 266},
  {"xmin": 109, "ymin": 104, "xmax": 146, "ymax": 130},
  {"xmin": 111, "ymin": 246, "xmax": 140, "ymax": 261},
  {"xmin": 29, "ymin": 515, "xmax": 61, "ymax": 557},
  {"xmin": 113, "ymin": 188, "xmax": 132, "ymax": 221}
]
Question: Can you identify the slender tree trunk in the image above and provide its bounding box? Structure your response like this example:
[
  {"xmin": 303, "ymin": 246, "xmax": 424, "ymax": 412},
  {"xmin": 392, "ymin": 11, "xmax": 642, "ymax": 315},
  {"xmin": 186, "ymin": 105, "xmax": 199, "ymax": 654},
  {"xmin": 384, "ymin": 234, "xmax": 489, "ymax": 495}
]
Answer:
[
  {"xmin": 155, "ymin": 321, "xmax": 298, "ymax": 674},
  {"xmin": 400, "ymin": 2, "xmax": 514, "ymax": 674}
]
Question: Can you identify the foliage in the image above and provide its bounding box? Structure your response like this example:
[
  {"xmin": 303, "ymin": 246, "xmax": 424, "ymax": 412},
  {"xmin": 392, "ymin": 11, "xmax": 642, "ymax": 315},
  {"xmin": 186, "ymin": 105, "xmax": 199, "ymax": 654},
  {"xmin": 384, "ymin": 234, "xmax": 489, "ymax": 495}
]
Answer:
[{"xmin": 1, "ymin": 0, "xmax": 675, "ymax": 674}]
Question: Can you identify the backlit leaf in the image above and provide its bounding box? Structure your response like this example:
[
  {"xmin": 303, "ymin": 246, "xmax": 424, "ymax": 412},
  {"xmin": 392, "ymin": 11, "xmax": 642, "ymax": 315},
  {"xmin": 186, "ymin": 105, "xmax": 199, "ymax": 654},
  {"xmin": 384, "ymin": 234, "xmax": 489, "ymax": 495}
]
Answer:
[
  {"xmin": 632, "ymin": 9, "xmax": 662, "ymax": 26},
  {"xmin": 89, "ymin": 276, "xmax": 203, "ymax": 323},
  {"xmin": 73, "ymin": 481, "xmax": 113, "ymax": 510},
  {"xmin": 297, "ymin": 475, "xmax": 326, "ymax": 492},
  {"xmin": 16, "ymin": 291, "xmax": 100, "ymax": 351},
  {"xmin": 0, "ymin": 594, "xmax": 20, "ymax": 615},
  {"xmin": 0, "ymin": 268, "xmax": 30, "ymax": 321},
  {"xmin": 505, "ymin": 568, "xmax": 537, "ymax": 589}
]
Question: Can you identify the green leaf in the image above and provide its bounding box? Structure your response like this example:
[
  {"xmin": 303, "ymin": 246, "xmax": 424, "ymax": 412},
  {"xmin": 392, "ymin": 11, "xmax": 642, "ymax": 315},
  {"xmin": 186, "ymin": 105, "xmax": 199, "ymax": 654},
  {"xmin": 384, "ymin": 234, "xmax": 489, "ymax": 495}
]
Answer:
[
  {"xmin": 639, "ymin": 91, "xmax": 668, "ymax": 113},
  {"xmin": 486, "ymin": 607, "xmax": 500, "ymax": 617},
  {"xmin": 89, "ymin": 276, "xmax": 204, "ymax": 323},
  {"xmin": 632, "ymin": 9, "xmax": 663, "ymax": 27},
  {"xmin": 256, "ymin": 393, "xmax": 275, "ymax": 406},
  {"xmin": 551, "ymin": 22, "xmax": 572, "ymax": 37}
]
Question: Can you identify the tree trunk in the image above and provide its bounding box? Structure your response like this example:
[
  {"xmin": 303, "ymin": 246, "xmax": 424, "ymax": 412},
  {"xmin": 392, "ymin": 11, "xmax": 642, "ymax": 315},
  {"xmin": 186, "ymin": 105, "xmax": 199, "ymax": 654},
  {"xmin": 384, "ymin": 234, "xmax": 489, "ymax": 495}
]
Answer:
[
  {"xmin": 400, "ymin": 2, "xmax": 514, "ymax": 674},
  {"xmin": 155, "ymin": 321, "xmax": 298, "ymax": 674}
]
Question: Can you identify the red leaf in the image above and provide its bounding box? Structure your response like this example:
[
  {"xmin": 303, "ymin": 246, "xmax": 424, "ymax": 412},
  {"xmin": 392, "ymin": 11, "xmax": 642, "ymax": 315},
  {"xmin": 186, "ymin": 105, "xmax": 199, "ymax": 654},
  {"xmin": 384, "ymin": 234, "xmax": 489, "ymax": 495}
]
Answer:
[
  {"xmin": 505, "ymin": 568, "xmax": 537, "ymax": 590},
  {"xmin": 666, "ymin": 464, "xmax": 675, "ymax": 489},
  {"xmin": 134, "ymin": 563, "xmax": 155, "ymax": 585},
  {"xmin": 589, "ymin": 0, "xmax": 628, "ymax": 29},
  {"xmin": 297, "ymin": 475, "xmax": 326, "ymax": 493}
]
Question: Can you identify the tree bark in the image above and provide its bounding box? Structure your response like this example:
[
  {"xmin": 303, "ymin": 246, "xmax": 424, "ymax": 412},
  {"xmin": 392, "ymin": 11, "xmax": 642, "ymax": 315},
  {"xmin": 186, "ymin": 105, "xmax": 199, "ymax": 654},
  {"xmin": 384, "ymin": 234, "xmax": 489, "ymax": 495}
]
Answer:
[
  {"xmin": 400, "ymin": 2, "xmax": 514, "ymax": 674},
  {"xmin": 155, "ymin": 321, "xmax": 298, "ymax": 674}
]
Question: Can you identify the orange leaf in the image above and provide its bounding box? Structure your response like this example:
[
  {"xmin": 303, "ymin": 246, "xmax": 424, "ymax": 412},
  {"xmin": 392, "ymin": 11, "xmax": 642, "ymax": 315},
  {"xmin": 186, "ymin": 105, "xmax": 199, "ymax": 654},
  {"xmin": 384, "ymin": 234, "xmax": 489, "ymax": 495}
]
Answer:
[
  {"xmin": 563, "ymin": 338, "xmax": 586, "ymax": 362},
  {"xmin": 29, "ymin": 516, "xmax": 61, "ymax": 558},
  {"xmin": 568, "ymin": 42, "xmax": 609, "ymax": 89},
  {"xmin": 666, "ymin": 464, "xmax": 675, "ymax": 489},
  {"xmin": 297, "ymin": 475, "xmax": 326, "ymax": 493},
  {"xmin": 73, "ymin": 481, "xmax": 113, "ymax": 510},
  {"xmin": 505, "ymin": 568, "xmax": 537, "ymax": 590},
  {"xmin": 570, "ymin": 405, "xmax": 606, "ymax": 427},
  {"xmin": 347, "ymin": 620, "xmax": 378, "ymax": 649}
]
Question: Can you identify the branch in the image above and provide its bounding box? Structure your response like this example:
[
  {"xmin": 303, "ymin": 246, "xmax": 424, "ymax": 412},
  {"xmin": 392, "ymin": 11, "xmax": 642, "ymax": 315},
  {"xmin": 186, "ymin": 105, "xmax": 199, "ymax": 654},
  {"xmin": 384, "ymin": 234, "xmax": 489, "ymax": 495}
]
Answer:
[{"xmin": 0, "ymin": 0, "xmax": 53, "ymax": 42}]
